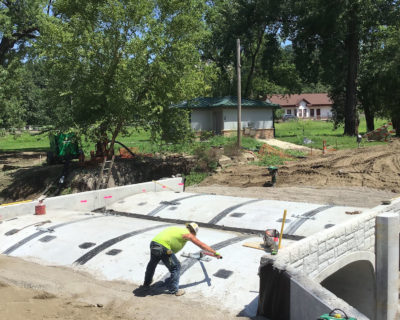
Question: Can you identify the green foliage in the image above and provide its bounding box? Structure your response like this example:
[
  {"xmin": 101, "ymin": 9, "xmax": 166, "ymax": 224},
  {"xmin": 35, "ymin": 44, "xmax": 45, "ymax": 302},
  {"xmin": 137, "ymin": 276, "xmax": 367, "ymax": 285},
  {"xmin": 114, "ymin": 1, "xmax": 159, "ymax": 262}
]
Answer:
[
  {"xmin": 193, "ymin": 144, "xmax": 220, "ymax": 172},
  {"xmin": 199, "ymin": 130, "xmax": 214, "ymax": 141},
  {"xmin": 256, "ymin": 153, "xmax": 292, "ymax": 167},
  {"xmin": 274, "ymin": 108, "xmax": 285, "ymax": 121},
  {"xmin": 184, "ymin": 171, "xmax": 208, "ymax": 186},
  {"xmin": 203, "ymin": 0, "xmax": 303, "ymax": 98},
  {"xmin": 148, "ymin": 107, "xmax": 195, "ymax": 144},
  {"xmin": 0, "ymin": 0, "xmax": 44, "ymax": 66},
  {"xmin": 284, "ymin": 149, "xmax": 307, "ymax": 158},
  {"xmin": 359, "ymin": 24, "xmax": 400, "ymax": 134},
  {"xmin": 0, "ymin": 0, "xmax": 46, "ymax": 128},
  {"xmin": 36, "ymin": 0, "xmax": 212, "ymax": 153},
  {"xmin": 285, "ymin": 0, "xmax": 398, "ymax": 135},
  {"xmin": 0, "ymin": 64, "xmax": 25, "ymax": 128}
]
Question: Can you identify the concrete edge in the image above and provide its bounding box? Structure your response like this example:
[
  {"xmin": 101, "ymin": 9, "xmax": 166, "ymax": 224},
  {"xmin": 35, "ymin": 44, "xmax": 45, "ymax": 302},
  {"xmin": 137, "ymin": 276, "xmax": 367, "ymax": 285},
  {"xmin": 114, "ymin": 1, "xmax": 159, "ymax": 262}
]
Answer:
[
  {"xmin": 257, "ymin": 257, "xmax": 369, "ymax": 320},
  {"xmin": 289, "ymin": 270, "xmax": 369, "ymax": 320},
  {"xmin": 0, "ymin": 177, "xmax": 184, "ymax": 221},
  {"xmin": 312, "ymin": 251, "xmax": 375, "ymax": 283}
]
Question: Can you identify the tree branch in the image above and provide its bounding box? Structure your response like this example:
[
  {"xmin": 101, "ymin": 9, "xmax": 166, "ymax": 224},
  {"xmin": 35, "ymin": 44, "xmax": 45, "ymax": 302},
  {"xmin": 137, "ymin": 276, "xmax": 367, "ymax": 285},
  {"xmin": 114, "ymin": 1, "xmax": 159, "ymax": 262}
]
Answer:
[{"xmin": 47, "ymin": 0, "xmax": 52, "ymax": 15}]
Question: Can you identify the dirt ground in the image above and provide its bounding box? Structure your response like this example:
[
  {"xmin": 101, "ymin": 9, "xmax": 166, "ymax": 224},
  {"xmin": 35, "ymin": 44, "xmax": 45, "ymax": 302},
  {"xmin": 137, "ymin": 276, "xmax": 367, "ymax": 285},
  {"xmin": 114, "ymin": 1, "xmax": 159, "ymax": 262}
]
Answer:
[
  {"xmin": 0, "ymin": 152, "xmax": 49, "ymax": 201},
  {"xmin": 1, "ymin": 140, "xmax": 400, "ymax": 319},
  {"xmin": 0, "ymin": 255, "xmax": 230, "ymax": 320},
  {"xmin": 189, "ymin": 139, "xmax": 400, "ymax": 207}
]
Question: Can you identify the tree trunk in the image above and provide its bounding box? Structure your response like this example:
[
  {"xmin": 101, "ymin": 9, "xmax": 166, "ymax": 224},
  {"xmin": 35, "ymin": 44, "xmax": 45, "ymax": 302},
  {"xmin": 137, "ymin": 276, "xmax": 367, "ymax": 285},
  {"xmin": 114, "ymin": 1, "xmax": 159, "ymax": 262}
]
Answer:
[
  {"xmin": 107, "ymin": 121, "xmax": 123, "ymax": 158},
  {"xmin": 244, "ymin": 24, "xmax": 266, "ymax": 98},
  {"xmin": 363, "ymin": 104, "xmax": 375, "ymax": 132},
  {"xmin": 391, "ymin": 115, "xmax": 400, "ymax": 137},
  {"xmin": 343, "ymin": 2, "xmax": 359, "ymax": 136}
]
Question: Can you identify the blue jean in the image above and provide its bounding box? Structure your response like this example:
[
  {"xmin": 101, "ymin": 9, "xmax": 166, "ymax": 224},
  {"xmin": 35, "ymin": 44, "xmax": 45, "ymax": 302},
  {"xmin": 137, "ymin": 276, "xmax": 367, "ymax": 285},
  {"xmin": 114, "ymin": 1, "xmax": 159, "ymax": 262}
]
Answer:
[{"xmin": 144, "ymin": 241, "xmax": 181, "ymax": 293}]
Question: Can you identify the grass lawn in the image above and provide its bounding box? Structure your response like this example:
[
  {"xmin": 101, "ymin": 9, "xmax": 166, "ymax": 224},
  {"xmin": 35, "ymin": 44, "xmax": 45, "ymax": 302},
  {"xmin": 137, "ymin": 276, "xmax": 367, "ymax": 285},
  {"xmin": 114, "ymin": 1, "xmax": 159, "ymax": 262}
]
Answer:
[
  {"xmin": 0, "ymin": 132, "xmax": 50, "ymax": 152},
  {"xmin": 0, "ymin": 128, "xmax": 158, "ymax": 154},
  {"xmin": 275, "ymin": 117, "xmax": 391, "ymax": 150},
  {"xmin": 0, "ymin": 128, "xmax": 264, "ymax": 155},
  {"xmin": 0, "ymin": 118, "xmax": 392, "ymax": 156}
]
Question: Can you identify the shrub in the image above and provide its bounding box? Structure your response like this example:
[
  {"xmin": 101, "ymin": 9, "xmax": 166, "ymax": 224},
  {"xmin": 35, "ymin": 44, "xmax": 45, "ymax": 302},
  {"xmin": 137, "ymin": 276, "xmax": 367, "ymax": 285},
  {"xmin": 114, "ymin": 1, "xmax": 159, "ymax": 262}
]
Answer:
[
  {"xmin": 193, "ymin": 144, "xmax": 219, "ymax": 172},
  {"xmin": 185, "ymin": 171, "xmax": 208, "ymax": 186},
  {"xmin": 274, "ymin": 108, "xmax": 285, "ymax": 121},
  {"xmin": 200, "ymin": 130, "xmax": 214, "ymax": 141}
]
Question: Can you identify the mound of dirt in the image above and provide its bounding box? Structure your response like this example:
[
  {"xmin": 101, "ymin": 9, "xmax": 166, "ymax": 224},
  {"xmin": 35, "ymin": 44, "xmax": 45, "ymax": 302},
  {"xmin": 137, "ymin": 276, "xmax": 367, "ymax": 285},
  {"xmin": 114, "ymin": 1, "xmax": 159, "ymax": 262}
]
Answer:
[
  {"xmin": 201, "ymin": 140, "xmax": 400, "ymax": 193},
  {"xmin": 0, "ymin": 155, "xmax": 196, "ymax": 203}
]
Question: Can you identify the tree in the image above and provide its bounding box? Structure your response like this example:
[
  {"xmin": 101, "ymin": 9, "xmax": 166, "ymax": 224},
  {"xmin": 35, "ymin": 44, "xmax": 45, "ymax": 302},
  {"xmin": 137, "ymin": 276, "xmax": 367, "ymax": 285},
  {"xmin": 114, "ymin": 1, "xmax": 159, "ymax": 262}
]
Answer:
[
  {"xmin": 358, "ymin": 3, "xmax": 400, "ymax": 133},
  {"xmin": 39, "ymin": 0, "xmax": 212, "ymax": 155},
  {"xmin": 285, "ymin": 0, "xmax": 397, "ymax": 136},
  {"xmin": 204, "ymin": 0, "xmax": 304, "ymax": 99},
  {"xmin": 362, "ymin": 26, "xmax": 400, "ymax": 135},
  {"xmin": 0, "ymin": 0, "xmax": 45, "ymax": 66},
  {"xmin": 0, "ymin": 0, "xmax": 47, "ymax": 128}
]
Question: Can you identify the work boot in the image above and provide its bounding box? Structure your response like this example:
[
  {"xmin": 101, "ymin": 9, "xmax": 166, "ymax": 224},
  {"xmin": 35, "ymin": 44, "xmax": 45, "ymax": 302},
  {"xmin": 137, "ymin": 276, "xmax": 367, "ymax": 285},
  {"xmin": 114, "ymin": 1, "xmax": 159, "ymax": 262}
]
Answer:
[
  {"xmin": 174, "ymin": 289, "xmax": 185, "ymax": 296},
  {"xmin": 138, "ymin": 284, "xmax": 150, "ymax": 290}
]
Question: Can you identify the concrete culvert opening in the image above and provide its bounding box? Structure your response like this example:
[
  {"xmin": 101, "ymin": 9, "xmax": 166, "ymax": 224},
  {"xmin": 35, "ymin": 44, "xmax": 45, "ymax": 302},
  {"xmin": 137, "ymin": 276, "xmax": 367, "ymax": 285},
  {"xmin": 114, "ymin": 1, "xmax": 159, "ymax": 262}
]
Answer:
[{"xmin": 320, "ymin": 260, "xmax": 375, "ymax": 319}]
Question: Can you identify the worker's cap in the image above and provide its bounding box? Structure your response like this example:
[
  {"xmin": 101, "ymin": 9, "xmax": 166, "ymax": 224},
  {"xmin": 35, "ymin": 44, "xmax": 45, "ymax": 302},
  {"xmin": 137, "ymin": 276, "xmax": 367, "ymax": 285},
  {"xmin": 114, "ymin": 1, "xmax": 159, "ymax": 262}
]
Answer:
[{"xmin": 186, "ymin": 222, "xmax": 199, "ymax": 235}]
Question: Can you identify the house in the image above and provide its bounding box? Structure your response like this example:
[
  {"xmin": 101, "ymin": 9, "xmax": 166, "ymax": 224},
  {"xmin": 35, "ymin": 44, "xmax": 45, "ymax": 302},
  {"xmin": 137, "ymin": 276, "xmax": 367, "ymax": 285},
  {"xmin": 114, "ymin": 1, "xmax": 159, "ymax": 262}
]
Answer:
[
  {"xmin": 266, "ymin": 93, "xmax": 333, "ymax": 120},
  {"xmin": 173, "ymin": 96, "xmax": 280, "ymax": 139}
]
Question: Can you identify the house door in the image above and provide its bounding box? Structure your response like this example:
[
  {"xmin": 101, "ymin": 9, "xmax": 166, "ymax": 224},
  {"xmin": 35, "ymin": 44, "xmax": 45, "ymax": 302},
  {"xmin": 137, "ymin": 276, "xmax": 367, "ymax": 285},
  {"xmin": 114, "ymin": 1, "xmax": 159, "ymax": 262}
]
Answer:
[
  {"xmin": 316, "ymin": 109, "xmax": 321, "ymax": 119},
  {"xmin": 212, "ymin": 110, "xmax": 223, "ymax": 134},
  {"xmin": 310, "ymin": 109, "xmax": 314, "ymax": 117}
]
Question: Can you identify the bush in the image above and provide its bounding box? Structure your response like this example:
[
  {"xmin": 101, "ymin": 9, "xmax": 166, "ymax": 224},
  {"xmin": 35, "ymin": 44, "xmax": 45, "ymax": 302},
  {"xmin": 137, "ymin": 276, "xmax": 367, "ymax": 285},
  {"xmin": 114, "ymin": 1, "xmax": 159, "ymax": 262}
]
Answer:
[
  {"xmin": 274, "ymin": 108, "xmax": 285, "ymax": 121},
  {"xmin": 185, "ymin": 171, "xmax": 208, "ymax": 186},
  {"xmin": 200, "ymin": 130, "xmax": 214, "ymax": 141},
  {"xmin": 193, "ymin": 144, "xmax": 220, "ymax": 172}
]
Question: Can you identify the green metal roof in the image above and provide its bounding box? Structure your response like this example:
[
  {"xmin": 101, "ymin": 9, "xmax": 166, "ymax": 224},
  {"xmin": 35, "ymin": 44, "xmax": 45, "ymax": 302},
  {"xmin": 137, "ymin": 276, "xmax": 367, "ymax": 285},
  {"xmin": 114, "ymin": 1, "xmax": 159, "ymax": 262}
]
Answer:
[{"xmin": 172, "ymin": 96, "xmax": 280, "ymax": 109}]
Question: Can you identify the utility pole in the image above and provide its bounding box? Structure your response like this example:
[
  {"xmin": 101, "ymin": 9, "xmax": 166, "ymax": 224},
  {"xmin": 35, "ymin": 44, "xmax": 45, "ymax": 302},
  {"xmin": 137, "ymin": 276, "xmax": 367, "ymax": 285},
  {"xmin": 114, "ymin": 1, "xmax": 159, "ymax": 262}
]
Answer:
[{"xmin": 237, "ymin": 38, "xmax": 241, "ymax": 148}]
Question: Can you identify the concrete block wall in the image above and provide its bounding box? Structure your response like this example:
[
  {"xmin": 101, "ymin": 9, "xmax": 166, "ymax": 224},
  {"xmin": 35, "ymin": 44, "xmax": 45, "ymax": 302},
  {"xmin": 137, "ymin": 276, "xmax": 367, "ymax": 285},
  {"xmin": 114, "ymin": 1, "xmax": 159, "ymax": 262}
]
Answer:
[{"xmin": 222, "ymin": 128, "xmax": 275, "ymax": 139}]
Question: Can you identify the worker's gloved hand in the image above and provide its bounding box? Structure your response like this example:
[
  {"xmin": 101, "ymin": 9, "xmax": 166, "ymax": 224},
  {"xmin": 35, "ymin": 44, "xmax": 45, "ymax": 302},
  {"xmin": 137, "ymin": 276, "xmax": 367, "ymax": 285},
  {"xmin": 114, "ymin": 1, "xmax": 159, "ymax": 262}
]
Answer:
[{"xmin": 214, "ymin": 252, "xmax": 223, "ymax": 259}]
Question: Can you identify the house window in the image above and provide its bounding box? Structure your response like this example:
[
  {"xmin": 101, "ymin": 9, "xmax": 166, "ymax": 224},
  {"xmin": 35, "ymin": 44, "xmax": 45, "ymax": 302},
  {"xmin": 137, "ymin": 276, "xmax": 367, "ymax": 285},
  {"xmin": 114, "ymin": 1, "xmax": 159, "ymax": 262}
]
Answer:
[
  {"xmin": 287, "ymin": 109, "xmax": 291, "ymax": 115},
  {"xmin": 310, "ymin": 109, "xmax": 314, "ymax": 117},
  {"xmin": 298, "ymin": 110, "xmax": 302, "ymax": 117}
]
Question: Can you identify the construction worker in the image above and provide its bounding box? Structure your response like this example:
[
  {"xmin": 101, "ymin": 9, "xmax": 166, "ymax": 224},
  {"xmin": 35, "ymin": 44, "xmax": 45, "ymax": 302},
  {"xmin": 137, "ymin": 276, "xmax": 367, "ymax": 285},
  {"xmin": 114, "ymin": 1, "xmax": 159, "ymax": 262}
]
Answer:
[{"xmin": 143, "ymin": 222, "xmax": 222, "ymax": 296}]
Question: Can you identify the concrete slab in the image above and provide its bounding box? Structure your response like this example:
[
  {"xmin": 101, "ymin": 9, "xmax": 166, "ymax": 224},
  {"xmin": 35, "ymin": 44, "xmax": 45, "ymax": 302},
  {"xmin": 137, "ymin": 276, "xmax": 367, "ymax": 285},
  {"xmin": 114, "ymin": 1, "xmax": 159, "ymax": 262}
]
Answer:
[
  {"xmin": 108, "ymin": 191, "xmax": 365, "ymax": 237},
  {"xmin": 0, "ymin": 186, "xmax": 371, "ymax": 317},
  {"xmin": 0, "ymin": 208, "xmax": 267, "ymax": 317}
]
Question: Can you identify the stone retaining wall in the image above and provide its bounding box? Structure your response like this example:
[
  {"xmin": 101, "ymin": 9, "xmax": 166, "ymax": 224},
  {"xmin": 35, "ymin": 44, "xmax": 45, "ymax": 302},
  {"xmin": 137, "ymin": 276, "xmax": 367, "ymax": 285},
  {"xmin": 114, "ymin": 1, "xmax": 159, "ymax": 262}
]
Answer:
[
  {"xmin": 258, "ymin": 198, "xmax": 400, "ymax": 319},
  {"xmin": 274, "ymin": 205, "xmax": 393, "ymax": 278}
]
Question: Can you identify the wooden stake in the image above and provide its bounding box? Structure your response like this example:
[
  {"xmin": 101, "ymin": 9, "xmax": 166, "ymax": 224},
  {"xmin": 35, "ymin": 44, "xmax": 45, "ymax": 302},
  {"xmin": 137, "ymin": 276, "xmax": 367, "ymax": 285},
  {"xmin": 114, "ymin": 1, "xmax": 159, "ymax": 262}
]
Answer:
[{"xmin": 278, "ymin": 209, "xmax": 287, "ymax": 249}]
